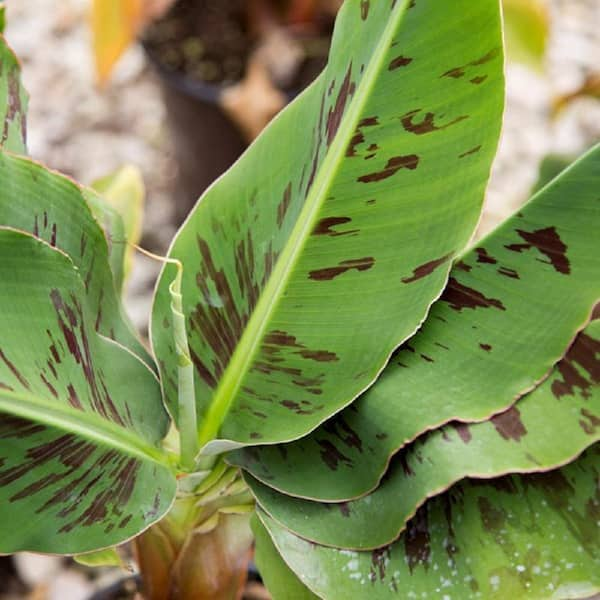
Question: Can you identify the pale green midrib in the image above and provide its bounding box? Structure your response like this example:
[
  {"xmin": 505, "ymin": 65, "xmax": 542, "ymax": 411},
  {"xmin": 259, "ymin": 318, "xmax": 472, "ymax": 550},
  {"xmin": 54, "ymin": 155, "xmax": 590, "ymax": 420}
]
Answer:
[
  {"xmin": 0, "ymin": 390, "xmax": 170, "ymax": 466},
  {"xmin": 198, "ymin": 1, "xmax": 411, "ymax": 447}
]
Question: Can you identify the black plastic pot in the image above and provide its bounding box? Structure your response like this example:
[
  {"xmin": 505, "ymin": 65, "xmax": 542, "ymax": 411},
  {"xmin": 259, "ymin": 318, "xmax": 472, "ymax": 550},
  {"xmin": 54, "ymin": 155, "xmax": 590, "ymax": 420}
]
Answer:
[
  {"xmin": 141, "ymin": 0, "xmax": 333, "ymax": 227},
  {"xmin": 143, "ymin": 42, "xmax": 248, "ymax": 224}
]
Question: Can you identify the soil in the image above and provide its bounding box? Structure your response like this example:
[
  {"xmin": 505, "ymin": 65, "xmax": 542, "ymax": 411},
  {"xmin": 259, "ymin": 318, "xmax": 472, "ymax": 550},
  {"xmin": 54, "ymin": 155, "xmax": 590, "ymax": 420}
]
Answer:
[
  {"xmin": 142, "ymin": 0, "xmax": 331, "ymax": 92},
  {"xmin": 143, "ymin": 0, "xmax": 251, "ymax": 86}
]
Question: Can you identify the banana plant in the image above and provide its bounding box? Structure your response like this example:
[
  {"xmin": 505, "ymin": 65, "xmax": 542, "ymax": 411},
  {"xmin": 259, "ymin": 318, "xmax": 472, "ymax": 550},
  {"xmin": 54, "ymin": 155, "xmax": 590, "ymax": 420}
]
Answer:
[{"xmin": 0, "ymin": 2, "xmax": 598, "ymax": 599}]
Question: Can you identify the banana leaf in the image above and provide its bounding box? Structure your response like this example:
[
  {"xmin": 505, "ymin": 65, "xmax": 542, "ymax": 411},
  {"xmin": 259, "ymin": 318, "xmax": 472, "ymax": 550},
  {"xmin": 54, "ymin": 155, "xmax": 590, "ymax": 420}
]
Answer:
[
  {"xmin": 152, "ymin": 0, "xmax": 505, "ymax": 453},
  {"xmin": 0, "ymin": 228, "xmax": 175, "ymax": 553},
  {"xmin": 258, "ymin": 446, "xmax": 600, "ymax": 599},
  {"xmin": 232, "ymin": 145, "xmax": 600, "ymax": 501}
]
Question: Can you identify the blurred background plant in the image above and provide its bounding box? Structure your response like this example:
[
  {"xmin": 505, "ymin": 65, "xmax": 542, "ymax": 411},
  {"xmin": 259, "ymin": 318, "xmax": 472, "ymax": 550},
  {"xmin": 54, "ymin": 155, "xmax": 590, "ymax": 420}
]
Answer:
[{"xmin": 1, "ymin": 0, "xmax": 599, "ymax": 598}]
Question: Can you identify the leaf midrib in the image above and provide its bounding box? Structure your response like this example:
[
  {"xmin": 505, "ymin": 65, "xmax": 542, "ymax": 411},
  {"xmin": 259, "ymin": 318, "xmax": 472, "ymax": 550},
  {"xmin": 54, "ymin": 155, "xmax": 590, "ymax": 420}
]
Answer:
[
  {"xmin": 198, "ymin": 1, "xmax": 411, "ymax": 448},
  {"xmin": 0, "ymin": 390, "xmax": 171, "ymax": 466}
]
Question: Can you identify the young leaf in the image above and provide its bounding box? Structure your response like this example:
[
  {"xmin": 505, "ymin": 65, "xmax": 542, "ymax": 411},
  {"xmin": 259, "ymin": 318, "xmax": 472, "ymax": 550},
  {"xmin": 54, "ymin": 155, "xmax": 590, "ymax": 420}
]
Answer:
[
  {"xmin": 0, "ymin": 151, "xmax": 153, "ymax": 371},
  {"xmin": 258, "ymin": 447, "xmax": 600, "ymax": 599},
  {"xmin": 0, "ymin": 229, "xmax": 175, "ymax": 554},
  {"xmin": 84, "ymin": 186, "xmax": 129, "ymax": 298},
  {"xmin": 152, "ymin": 0, "xmax": 505, "ymax": 451},
  {"xmin": 247, "ymin": 319, "xmax": 600, "ymax": 549},
  {"xmin": 231, "ymin": 144, "xmax": 600, "ymax": 500},
  {"xmin": 0, "ymin": 34, "xmax": 28, "ymax": 154},
  {"xmin": 91, "ymin": 165, "xmax": 145, "ymax": 289},
  {"xmin": 502, "ymin": 0, "xmax": 549, "ymax": 70}
]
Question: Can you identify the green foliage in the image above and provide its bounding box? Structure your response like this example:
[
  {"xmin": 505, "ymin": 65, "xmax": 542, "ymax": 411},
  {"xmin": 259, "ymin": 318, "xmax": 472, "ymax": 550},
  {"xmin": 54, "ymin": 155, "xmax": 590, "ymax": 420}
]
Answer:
[
  {"xmin": 252, "ymin": 514, "xmax": 319, "ymax": 600},
  {"xmin": 0, "ymin": 2, "xmax": 599, "ymax": 599},
  {"xmin": 152, "ymin": 0, "xmax": 504, "ymax": 453},
  {"xmin": 0, "ymin": 229, "xmax": 175, "ymax": 553},
  {"xmin": 0, "ymin": 33, "xmax": 174, "ymax": 556},
  {"xmin": 231, "ymin": 144, "xmax": 600, "ymax": 501},
  {"xmin": 0, "ymin": 152, "xmax": 153, "ymax": 369},
  {"xmin": 258, "ymin": 447, "xmax": 599, "ymax": 599},
  {"xmin": 247, "ymin": 318, "xmax": 600, "ymax": 549},
  {"xmin": 0, "ymin": 31, "xmax": 27, "ymax": 153}
]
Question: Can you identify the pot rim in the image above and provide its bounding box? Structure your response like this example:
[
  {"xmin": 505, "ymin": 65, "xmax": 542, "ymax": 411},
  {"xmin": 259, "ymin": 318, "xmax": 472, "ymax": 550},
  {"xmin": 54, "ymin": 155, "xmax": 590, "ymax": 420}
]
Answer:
[
  {"xmin": 141, "ymin": 39, "xmax": 226, "ymax": 104},
  {"xmin": 141, "ymin": 37, "xmax": 304, "ymax": 105}
]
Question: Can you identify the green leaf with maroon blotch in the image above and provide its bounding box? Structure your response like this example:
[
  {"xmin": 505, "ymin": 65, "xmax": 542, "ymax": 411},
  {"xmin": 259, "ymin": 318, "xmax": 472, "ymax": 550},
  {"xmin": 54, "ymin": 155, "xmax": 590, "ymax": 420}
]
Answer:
[
  {"xmin": 0, "ymin": 228, "xmax": 175, "ymax": 554},
  {"xmin": 252, "ymin": 514, "xmax": 319, "ymax": 600},
  {"xmin": 0, "ymin": 33, "xmax": 28, "ymax": 154},
  {"xmin": 0, "ymin": 150, "xmax": 153, "ymax": 371},
  {"xmin": 258, "ymin": 446, "xmax": 600, "ymax": 600},
  {"xmin": 247, "ymin": 318, "xmax": 600, "ymax": 550},
  {"xmin": 151, "ymin": 0, "xmax": 505, "ymax": 450},
  {"xmin": 230, "ymin": 144, "xmax": 600, "ymax": 501}
]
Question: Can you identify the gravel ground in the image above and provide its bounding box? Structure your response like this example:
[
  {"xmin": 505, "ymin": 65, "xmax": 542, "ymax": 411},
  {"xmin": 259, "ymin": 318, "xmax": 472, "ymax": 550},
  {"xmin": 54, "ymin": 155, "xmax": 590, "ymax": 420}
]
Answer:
[
  {"xmin": 484, "ymin": 0, "xmax": 600, "ymax": 235},
  {"xmin": 1, "ymin": 1, "xmax": 599, "ymax": 598}
]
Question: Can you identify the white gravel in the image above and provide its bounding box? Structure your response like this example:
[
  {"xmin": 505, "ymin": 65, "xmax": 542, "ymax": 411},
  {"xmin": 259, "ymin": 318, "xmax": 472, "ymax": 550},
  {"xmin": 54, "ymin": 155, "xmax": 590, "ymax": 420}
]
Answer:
[{"xmin": 483, "ymin": 0, "xmax": 600, "ymax": 235}]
